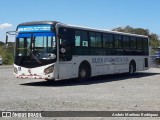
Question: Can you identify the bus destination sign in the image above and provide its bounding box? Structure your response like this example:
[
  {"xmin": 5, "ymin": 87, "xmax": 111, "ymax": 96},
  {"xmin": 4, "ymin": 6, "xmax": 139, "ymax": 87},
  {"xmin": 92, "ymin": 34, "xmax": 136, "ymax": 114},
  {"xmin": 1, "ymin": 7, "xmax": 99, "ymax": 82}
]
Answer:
[{"xmin": 17, "ymin": 25, "xmax": 51, "ymax": 32}]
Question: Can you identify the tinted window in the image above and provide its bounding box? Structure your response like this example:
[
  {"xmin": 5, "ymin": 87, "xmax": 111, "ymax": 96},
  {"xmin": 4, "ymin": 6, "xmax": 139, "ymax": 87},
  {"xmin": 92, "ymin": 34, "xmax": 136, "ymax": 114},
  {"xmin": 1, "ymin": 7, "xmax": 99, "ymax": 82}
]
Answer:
[
  {"xmin": 143, "ymin": 38, "xmax": 148, "ymax": 50},
  {"xmin": 75, "ymin": 30, "xmax": 88, "ymax": 47},
  {"xmin": 81, "ymin": 31, "xmax": 88, "ymax": 47},
  {"xmin": 103, "ymin": 34, "xmax": 114, "ymax": 48},
  {"xmin": 114, "ymin": 35, "xmax": 122, "ymax": 48},
  {"xmin": 59, "ymin": 27, "xmax": 72, "ymax": 61},
  {"xmin": 89, "ymin": 32, "xmax": 102, "ymax": 48},
  {"xmin": 95, "ymin": 33, "xmax": 102, "ymax": 47},
  {"xmin": 103, "ymin": 34, "xmax": 108, "ymax": 48},
  {"xmin": 137, "ymin": 37, "xmax": 143, "ymax": 49},
  {"xmin": 75, "ymin": 31, "xmax": 81, "ymax": 46},
  {"xmin": 123, "ymin": 36, "xmax": 130, "ymax": 49},
  {"xmin": 108, "ymin": 34, "xmax": 113, "ymax": 48},
  {"xmin": 89, "ymin": 32, "xmax": 96, "ymax": 47},
  {"xmin": 17, "ymin": 38, "xmax": 25, "ymax": 56},
  {"xmin": 74, "ymin": 30, "xmax": 89, "ymax": 55},
  {"xmin": 130, "ymin": 37, "xmax": 136, "ymax": 49}
]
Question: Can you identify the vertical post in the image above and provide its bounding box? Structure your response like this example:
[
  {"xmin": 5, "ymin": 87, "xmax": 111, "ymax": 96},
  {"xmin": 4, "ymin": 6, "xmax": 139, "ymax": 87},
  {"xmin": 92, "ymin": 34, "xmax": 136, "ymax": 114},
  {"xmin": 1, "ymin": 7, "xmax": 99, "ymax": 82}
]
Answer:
[
  {"xmin": 6, "ymin": 32, "xmax": 8, "ymax": 47},
  {"xmin": 55, "ymin": 23, "xmax": 60, "ymax": 79}
]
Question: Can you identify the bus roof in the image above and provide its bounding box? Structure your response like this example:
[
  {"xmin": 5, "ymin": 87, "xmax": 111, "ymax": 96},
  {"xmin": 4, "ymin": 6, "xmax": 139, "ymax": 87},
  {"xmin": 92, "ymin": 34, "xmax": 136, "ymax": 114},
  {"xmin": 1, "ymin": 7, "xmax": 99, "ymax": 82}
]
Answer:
[
  {"xmin": 17, "ymin": 21, "xmax": 148, "ymax": 38},
  {"xmin": 17, "ymin": 21, "xmax": 59, "ymax": 27},
  {"xmin": 58, "ymin": 23, "xmax": 149, "ymax": 38}
]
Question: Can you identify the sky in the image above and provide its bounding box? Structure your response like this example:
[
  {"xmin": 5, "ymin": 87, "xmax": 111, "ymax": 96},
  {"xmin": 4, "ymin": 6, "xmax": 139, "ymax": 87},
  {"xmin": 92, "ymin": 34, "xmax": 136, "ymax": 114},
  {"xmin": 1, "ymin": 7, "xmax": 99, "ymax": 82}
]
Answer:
[{"xmin": 0, "ymin": 0, "xmax": 160, "ymax": 42}]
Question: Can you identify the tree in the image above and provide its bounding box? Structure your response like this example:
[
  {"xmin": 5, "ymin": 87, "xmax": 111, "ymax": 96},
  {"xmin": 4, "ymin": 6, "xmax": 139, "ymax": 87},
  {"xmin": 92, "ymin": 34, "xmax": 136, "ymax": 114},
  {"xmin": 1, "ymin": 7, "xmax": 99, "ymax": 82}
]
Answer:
[{"xmin": 0, "ymin": 41, "xmax": 14, "ymax": 65}]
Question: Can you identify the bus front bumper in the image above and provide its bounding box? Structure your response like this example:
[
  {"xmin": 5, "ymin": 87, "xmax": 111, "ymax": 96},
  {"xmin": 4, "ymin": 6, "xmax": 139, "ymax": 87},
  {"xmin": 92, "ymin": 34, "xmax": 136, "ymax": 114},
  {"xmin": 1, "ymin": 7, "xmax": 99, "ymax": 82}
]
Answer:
[
  {"xmin": 14, "ymin": 64, "xmax": 55, "ymax": 80},
  {"xmin": 14, "ymin": 74, "xmax": 55, "ymax": 80}
]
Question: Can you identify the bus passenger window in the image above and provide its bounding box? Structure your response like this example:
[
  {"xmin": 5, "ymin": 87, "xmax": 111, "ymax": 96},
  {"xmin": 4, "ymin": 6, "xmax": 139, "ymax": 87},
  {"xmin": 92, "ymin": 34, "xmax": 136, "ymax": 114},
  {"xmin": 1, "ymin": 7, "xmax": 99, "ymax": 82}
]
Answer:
[
  {"xmin": 81, "ymin": 31, "xmax": 88, "ymax": 47},
  {"xmin": 137, "ymin": 38, "xmax": 143, "ymax": 49},
  {"xmin": 95, "ymin": 33, "xmax": 102, "ymax": 47},
  {"xmin": 108, "ymin": 34, "xmax": 113, "ymax": 48},
  {"xmin": 75, "ymin": 31, "xmax": 81, "ymax": 46},
  {"xmin": 114, "ymin": 35, "xmax": 122, "ymax": 49},
  {"xmin": 90, "ymin": 32, "xmax": 102, "ymax": 48},
  {"xmin": 75, "ymin": 30, "xmax": 88, "ymax": 47},
  {"xmin": 123, "ymin": 36, "xmax": 129, "ymax": 49},
  {"xmin": 130, "ymin": 37, "xmax": 136, "ymax": 49},
  {"xmin": 143, "ymin": 38, "xmax": 148, "ymax": 50},
  {"xmin": 103, "ymin": 34, "xmax": 113, "ymax": 48},
  {"xmin": 89, "ymin": 32, "xmax": 96, "ymax": 47}
]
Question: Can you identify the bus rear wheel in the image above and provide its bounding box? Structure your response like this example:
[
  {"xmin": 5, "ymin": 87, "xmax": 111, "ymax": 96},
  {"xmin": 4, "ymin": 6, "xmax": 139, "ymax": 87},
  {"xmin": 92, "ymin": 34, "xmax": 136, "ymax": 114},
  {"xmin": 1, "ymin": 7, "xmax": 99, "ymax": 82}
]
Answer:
[
  {"xmin": 129, "ymin": 62, "xmax": 136, "ymax": 75},
  {"xmin": 78, "ymin": 64, "xmax": 91, "ymax": 80}
]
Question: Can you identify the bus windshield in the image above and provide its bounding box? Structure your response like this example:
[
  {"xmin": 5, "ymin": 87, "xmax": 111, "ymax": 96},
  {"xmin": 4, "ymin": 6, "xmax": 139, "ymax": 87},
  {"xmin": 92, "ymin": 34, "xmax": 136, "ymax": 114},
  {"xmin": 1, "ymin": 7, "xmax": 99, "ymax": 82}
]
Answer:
[{"xmin": 16, "ymin": 32, "xmax": 56, "ymax": 61}]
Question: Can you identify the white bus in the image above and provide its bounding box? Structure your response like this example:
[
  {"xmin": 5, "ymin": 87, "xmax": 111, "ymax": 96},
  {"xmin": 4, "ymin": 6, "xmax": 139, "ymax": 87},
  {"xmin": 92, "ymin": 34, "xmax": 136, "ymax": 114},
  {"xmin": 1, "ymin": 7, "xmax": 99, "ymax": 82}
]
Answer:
[{"xmin": 6, "ymin": 21, "xmax": 149, "ymax": 81}]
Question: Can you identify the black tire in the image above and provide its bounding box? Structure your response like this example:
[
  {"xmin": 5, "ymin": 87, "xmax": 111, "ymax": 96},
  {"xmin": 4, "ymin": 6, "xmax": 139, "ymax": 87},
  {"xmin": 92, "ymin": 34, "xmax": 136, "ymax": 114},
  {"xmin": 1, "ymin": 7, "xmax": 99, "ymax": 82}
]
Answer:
[
  {"xmin": 129, "ymin": 62, "xmax": 136, "ymax": 75},
  {"xmin": 45, "ymin": 79, "xmax": 55, "ymax": 83},
  {"xmin": 78, "ymin": 64, "xmax": 91, "ymax": 80}
]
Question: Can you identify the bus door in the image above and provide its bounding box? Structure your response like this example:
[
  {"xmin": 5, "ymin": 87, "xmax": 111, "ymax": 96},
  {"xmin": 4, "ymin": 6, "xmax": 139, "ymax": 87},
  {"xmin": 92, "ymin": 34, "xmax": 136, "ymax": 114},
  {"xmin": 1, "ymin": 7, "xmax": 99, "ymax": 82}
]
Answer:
[{"xmin": 58, "ymin": 27, "xmax": 73, "ymax": 79}]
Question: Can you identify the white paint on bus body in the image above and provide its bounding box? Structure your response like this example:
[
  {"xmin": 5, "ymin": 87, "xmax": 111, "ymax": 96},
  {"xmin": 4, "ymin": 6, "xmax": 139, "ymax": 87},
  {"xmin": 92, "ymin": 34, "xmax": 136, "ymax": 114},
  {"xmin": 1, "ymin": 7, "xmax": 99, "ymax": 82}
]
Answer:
[{"xmin": 13, "ymin": 55, "xmax": 149, "ymax": 80}]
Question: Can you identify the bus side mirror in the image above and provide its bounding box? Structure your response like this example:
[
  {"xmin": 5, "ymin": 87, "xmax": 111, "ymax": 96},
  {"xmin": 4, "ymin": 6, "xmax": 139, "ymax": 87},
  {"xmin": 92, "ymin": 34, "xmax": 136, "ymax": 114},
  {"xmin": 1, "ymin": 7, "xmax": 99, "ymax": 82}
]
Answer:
[{"xmin": 5, "ymin": 31, "xmax": 17, "ymax": 47}]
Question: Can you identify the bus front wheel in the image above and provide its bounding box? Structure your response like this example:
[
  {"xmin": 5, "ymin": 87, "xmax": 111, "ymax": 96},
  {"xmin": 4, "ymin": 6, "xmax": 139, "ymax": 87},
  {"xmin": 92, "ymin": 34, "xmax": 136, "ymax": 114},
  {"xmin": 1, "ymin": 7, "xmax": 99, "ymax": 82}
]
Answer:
[{"xmin": 78, "ymin": 63, "xmax": 91, "ymax": 80}]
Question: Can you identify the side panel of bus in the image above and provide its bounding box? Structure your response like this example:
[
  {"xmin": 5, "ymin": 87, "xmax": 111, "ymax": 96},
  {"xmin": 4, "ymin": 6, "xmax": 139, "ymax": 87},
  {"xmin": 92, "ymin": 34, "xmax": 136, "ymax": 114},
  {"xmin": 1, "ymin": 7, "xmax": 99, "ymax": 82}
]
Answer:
[
  {"xmin": 57, "ymin": 56, "xmax": 149, "ymax": 80},
  {"xmin": 55, "ymin": 25, "xmax": 149, "ymax": 80}
]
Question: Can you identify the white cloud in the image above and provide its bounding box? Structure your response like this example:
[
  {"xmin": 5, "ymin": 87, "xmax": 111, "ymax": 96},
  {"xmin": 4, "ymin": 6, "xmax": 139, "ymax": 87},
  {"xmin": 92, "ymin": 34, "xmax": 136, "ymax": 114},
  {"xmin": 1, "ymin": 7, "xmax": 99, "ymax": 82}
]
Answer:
[{"xmin": 0, "ymin": 23, "xmax": 12, "ymax": 29}]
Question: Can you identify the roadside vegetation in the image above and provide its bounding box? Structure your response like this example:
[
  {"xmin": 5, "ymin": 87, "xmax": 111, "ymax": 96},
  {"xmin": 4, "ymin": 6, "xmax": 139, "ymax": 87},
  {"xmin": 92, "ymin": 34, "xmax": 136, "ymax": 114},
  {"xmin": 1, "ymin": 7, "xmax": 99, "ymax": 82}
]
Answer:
[{"xmin": 0, "ymin": 42, "xmax": 14, "ymax": 65}]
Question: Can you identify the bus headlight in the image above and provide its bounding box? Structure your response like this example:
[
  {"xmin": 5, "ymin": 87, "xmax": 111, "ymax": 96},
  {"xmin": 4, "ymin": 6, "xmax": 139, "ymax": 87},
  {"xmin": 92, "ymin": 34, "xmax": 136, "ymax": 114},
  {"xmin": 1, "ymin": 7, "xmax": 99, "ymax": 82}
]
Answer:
[{"xmin": 44, "ymin": 66, "xmax": 54, "ymax": 75}]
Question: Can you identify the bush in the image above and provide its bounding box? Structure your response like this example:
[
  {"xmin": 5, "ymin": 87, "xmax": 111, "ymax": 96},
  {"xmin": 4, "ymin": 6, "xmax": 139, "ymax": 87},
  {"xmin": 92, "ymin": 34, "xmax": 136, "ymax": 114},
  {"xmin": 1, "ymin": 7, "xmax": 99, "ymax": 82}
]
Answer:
[
  {"xmin": 0, "ymin": 44, "xmax": 14, "ymax": 65},
  {"xmin": 3, "ymin": 53, "xmax": 13, "ymax": 65}
]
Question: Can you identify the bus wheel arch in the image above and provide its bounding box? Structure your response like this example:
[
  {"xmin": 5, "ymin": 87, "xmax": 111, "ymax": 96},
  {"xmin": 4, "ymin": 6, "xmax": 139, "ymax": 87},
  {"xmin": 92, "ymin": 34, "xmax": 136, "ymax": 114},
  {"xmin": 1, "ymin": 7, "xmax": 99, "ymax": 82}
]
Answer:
[
  {"xmin": 129, "ymin": 60, "xmax": 136, "ymax": 75},
  {"xmin": 78, "ymin": 61, "xmax": 91, "ymax": 80}
]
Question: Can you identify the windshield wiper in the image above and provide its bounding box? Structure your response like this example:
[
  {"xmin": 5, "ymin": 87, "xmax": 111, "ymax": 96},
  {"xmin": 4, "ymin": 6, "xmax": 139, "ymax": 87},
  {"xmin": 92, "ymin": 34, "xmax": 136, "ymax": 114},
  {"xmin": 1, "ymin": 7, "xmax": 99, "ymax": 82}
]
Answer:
[{"xmin": 27, "ymin": 47, "xmax": 42, "ymax": 64}]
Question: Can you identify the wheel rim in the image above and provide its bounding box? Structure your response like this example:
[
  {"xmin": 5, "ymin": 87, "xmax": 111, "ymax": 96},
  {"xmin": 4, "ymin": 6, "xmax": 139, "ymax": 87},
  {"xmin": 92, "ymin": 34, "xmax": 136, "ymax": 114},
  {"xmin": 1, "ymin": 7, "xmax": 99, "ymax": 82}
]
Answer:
[
  {"xmin": 130, "ymin": 64, "xmax": 134, "ymax": 74},
  {"xmin": 80, "ymin": 68, "xmax": 87, "ymax": 78}
]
